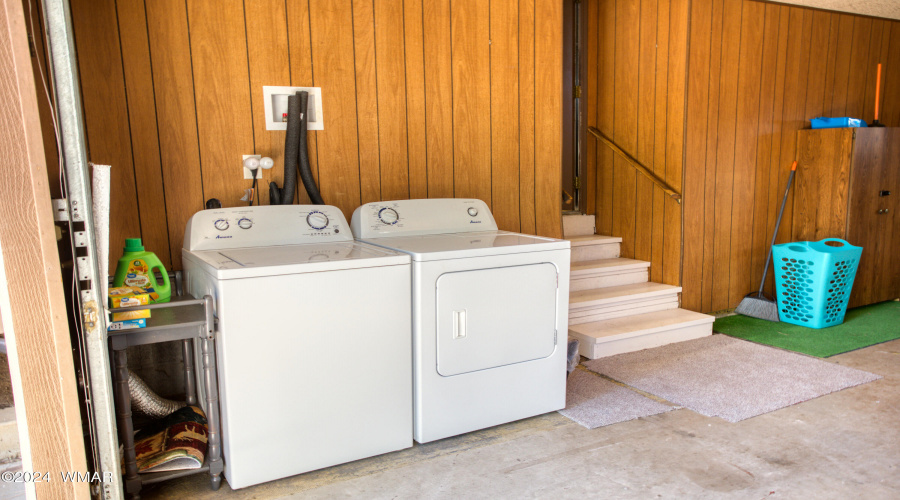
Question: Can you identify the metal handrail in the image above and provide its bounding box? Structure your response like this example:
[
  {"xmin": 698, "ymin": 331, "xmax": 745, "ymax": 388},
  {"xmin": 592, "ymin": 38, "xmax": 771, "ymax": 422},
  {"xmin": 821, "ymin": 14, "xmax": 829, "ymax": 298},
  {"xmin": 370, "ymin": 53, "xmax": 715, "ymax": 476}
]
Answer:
[{"xmin": 587, "ymin": 126, "xmax": 682, "ymax": 204}]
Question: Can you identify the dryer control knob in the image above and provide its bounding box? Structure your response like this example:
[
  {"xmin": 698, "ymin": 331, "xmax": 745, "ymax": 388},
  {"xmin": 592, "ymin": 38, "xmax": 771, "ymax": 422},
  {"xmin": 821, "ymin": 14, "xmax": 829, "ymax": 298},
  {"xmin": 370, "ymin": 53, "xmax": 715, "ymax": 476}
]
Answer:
[
  {"xmin": 237, "ymin": 217, "xmax": 253, "ymax": 229},
  {"xmin": 306, "ymin": 211, "xmax": 329, "ymax": 230},
  {"xmin": 214, "ymin": 219, "xmax": 229, "ymax": 231},
  {"xmin": 467, "ymin": 207, "xmax": 479, "ymax": 217},
  {"xmin": 379, "ymin": 208, "xmax": 399, "ymax": 225}
]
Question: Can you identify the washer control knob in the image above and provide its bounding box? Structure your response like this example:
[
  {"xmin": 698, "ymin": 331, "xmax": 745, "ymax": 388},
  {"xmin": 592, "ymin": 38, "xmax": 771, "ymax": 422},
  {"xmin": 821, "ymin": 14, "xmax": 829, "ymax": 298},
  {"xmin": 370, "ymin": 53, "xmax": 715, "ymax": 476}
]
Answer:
[
  {"xmin": 306, "ymin": 211, "xmax": 329, "ymax": 230},
  {"xmin": 467, "ymin": 207, "xmax": 478, "ymax": 217},
  {"xmin": 214, "ymin": 219, "xmax": 229, "ymax": 231},
  {"xmin": 379, "ymin": 208, "xmax": 399, "ymax": 225},
  {"xmin": 237, "ymin": 217, "xmax": 253, "ymax": 229}
]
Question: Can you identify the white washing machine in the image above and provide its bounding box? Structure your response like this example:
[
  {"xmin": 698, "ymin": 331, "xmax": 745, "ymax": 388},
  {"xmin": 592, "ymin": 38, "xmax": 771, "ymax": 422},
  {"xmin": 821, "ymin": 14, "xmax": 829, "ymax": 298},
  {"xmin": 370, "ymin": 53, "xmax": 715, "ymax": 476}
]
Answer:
[
  {"xmin": 182, "ymin": 205, "xmax": 412, "ymax": 489},
  {"xmin": 351, "ymin": 199, "xmax": 570, "ymax": 443}
]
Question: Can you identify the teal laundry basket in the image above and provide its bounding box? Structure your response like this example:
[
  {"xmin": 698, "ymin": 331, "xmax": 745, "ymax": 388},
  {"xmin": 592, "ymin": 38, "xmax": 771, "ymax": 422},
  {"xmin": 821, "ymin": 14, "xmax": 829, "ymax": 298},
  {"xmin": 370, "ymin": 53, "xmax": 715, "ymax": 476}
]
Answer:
[{"xmin": 773, "ymin": 238, "xmax": 862, "ymax": 328}]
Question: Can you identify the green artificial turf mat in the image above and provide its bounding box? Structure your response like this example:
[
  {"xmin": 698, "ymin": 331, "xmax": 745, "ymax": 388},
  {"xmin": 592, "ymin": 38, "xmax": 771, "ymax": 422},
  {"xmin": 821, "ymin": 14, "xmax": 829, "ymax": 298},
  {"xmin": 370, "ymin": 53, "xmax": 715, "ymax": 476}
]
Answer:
[{"xmin": 714, "ymin": 300, "xmax": 900, "ymax": 357}]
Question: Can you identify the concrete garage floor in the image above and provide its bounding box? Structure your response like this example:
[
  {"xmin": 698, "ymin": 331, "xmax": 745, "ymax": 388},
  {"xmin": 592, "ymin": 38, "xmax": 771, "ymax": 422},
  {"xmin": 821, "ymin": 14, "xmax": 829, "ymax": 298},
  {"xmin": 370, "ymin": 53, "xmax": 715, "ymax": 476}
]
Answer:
[{"xmin": 143, "ymin": 338, "xmax": 899, "ymax": 499}]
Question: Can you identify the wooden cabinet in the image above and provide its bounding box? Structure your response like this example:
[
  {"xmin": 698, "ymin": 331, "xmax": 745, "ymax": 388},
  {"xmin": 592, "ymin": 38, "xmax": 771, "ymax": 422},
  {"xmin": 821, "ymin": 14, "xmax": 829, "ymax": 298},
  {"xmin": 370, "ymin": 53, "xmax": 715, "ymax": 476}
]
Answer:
[{"xmin": 794, "ymin": 128, "xmax": 900, "ymax": 309}]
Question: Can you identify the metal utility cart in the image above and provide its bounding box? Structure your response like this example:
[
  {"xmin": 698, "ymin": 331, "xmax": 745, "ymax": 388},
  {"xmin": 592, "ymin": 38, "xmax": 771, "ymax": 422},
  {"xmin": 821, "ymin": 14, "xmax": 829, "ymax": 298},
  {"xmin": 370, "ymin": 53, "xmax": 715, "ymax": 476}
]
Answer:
[{"xmin": 108, "ymin": 295, "xmax": 223, "ymax": 498}]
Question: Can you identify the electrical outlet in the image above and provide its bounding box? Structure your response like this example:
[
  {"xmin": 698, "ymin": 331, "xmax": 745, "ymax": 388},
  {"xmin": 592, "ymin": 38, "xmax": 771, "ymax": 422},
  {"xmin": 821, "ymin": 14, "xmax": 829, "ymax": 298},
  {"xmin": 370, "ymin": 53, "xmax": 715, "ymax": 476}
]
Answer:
[
  {"xmin": 263, "ymin": 86, "xmax": 324, "ymax": 131},
  {"xmin": 242, "ymin": 155, "xmax": 263, "ymax": 180}
]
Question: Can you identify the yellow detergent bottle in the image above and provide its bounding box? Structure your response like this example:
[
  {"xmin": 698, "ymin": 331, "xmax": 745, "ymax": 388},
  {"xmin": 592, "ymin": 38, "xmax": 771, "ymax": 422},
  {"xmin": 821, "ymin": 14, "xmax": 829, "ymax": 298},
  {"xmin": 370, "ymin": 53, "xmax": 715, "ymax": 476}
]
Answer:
[{"xmin": 113, "ymin": 238, "xmax": 171, "ymax": 303}]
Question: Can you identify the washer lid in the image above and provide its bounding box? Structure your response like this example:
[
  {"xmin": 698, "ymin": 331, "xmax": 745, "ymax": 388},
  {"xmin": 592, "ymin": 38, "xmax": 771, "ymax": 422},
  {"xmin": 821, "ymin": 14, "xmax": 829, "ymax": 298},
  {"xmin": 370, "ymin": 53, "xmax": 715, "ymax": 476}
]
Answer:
[
  {"xmin": 359, "ymin": 231, "xmax": 570, "ymax": 262},
  {"xmin": 183, "ymin": 241, "xmax": 409, "ymax": 279}
]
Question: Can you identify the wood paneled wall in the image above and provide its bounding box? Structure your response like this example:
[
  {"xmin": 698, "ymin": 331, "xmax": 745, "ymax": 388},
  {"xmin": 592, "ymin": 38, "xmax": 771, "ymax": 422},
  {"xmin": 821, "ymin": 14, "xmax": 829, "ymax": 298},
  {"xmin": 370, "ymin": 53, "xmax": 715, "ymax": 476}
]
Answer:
[
  {"xmin": 69, "ymin": 0, "xmax": 563, "ymax": 271},
  {"xmin": 583, "ymin": 0, "xmax": 689, "ymax": 287},
  {"xmin": 585, "ymin": 0, "xmax": 900, "ymax": 312},
  {"xmin": 682, "ymin": 0, "xmax": 900, "ymax": 312}
]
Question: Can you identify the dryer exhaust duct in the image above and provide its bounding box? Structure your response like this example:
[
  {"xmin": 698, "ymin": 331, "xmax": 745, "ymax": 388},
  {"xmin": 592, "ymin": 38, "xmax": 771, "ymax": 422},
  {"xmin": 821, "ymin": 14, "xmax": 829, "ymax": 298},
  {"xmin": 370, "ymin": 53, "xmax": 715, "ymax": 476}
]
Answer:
[{"xmin": 128, "ymin": 370, "xmax": 184, "ymax": 418}]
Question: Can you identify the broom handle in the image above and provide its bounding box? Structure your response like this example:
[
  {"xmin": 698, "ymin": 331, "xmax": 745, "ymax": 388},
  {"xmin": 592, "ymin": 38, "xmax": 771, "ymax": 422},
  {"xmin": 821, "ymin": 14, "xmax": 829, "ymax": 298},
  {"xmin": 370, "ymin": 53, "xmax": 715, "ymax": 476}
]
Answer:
[
  {"xmin": 875, "ymin": 63, "xmax": 882, "ymax": 121},
  {"xmin": 758, "ymin": 161, "xmax": 798, "ymax": 295}
]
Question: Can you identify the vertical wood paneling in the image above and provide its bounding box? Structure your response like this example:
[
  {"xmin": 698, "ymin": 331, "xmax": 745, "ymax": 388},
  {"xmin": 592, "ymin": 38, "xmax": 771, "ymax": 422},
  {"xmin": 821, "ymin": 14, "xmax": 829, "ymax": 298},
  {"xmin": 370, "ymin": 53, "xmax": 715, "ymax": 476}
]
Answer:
[
  {"xmin": 682, "ymin": 0, "xmax": 714, "ymax": 310},
  {"xmin": 612, "ymin": 0, "xmax": 639, "ymax": 258},
  {"xmin": 374, "ymin": 0, "xmax": 410, "ymax": 200},
  {"xmin": 748, "ymin": 3, "xmax": 782, "ymax": 295},
  {"xmin": 187, "ymin": 0, "xmax": 255, "ymax": 206},
  {"xmin": 844, "ymin": 17, "xmax": 872, "ymax": 132},
  {"xmin": 490, "ymin": 0, "xmax": 520, "ymax": 231},
  {"xmin": 534, "ymin": 0, "xmax": 563, "ymax": 238},
  {"xmin": 883, "ymin": 23, "xmax": 900, "ymax": 125},
  {"xmin": 591, "ymin": 0, "xmax": 900, "ymax": 313},
  {"xmin": 423, "ymin": 0, "xmax": 454, "ymax": 198},
  {"xmin": 71, "ymin": 0, "xmax": 565, "ymax": 270},
  {"xmin": 518, "ymin": 0, "xmax": 537, "ymax": 235},
  {"xmin": 709, "ymin": 0, "xmax": 742, "ymax": 311},
  {"xmin": 595, "ymin": 0, "xmax": 616, "ymax": 237},
  {"xmin": 588, "ymin": 0, "xmax": 686, "ymax": 286},
  {"xmin": 144, "ymin": 0, "xmax": 204, "ymax": 270},
  {"xmin": 701, "ymin": 0, "xmax": 724, "ymax": 311},
  {"xmin": 661, "ymin": 0, "xmax": 687, "ymax": 287},
  {"xmin": 245, "ymin": 0, "xmax": 290, "ymax": 207},
  {"xmin": 651, "ymin": 0, "xmax": 671, "ymax": 284},
  {"xmin": 70, "ymin": 0, "xmax": 141, "ymax": 268},
  {"xmin": 404, "ymin": 0, "xmax": 428, "ymax": 200},
  {"xmin": 309, "ymin": 0, "xmax": 362, "ymax": 219},
  {"xmin": 583, "ymin": 0, "xmax": 599, "ymax": 220},
  {"xmin": 286, "ymin": 0, "xmax": 320, "ymax": 205},
  {"xmin": 634, "ymin": 0, "xmax": 657, "ymax": 264},
  {"xmin": 828, "ymin": 16, "xmax": 855, "ymax": 116},
  {"xmin": 115, "ymin": 0, "xmax": 171, "ymax": 268},
  {"xmin": 451, "ymin": 0, "xmax": 491, "ymax": 204},
  {"xmin": 352, "ymin": 0, "xmax": 382, "ymax": 205},
  {"xmin": 727, "ymin": 0, "xmax": 763, "ymax": 306},
  {"xmin": 862, "ymin": 20, "xmax": 886, "ymax": 124}
]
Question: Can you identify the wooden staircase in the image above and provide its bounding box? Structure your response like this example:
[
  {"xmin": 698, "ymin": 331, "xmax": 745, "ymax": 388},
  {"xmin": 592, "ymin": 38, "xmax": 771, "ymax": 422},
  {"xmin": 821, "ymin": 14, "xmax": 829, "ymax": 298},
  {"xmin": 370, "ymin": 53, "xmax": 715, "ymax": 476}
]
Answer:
[{"xmin": 563, "ymin": 214, "xmax": 713, "ymax": 359}]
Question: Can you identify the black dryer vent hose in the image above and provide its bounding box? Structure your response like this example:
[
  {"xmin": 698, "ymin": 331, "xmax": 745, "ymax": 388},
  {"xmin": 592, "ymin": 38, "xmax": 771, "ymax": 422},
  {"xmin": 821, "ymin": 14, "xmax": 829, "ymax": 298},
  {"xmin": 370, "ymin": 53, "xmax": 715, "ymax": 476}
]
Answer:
[
  {"xmin": 278, "ymin": 92, "xmax": 302, "ymax": 205},
  {"xmin": 295, "ymin": 91, "xmax": 324, "ymax": 205}
]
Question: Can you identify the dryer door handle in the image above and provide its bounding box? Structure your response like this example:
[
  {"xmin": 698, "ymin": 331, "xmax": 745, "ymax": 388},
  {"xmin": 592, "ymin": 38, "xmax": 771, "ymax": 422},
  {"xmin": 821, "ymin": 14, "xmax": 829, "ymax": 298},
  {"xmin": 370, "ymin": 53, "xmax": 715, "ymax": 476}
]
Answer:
[{"xmin": 453, "ymin": 310, "xmax": 467, "ymax": 339}]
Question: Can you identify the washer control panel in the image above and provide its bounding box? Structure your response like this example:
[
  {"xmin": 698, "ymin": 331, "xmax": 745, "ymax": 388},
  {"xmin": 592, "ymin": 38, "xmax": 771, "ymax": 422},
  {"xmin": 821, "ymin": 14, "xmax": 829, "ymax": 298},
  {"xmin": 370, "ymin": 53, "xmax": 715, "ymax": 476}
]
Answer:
[
  {"xmin": 351, "ymin": 199, "xmax": 498, "ymax": 239},
  {"xmin": 184, "ymin": 205, "xmax": 352, "ymax": 251}
]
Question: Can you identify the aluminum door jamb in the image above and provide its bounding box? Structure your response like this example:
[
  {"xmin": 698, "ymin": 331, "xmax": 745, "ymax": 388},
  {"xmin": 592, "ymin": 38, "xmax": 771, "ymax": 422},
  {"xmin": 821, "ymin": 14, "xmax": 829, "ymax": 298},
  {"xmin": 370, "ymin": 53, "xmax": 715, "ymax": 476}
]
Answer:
[{"xmin": 42, "ymin": 0, "xmax": 122, "ymax": 498}]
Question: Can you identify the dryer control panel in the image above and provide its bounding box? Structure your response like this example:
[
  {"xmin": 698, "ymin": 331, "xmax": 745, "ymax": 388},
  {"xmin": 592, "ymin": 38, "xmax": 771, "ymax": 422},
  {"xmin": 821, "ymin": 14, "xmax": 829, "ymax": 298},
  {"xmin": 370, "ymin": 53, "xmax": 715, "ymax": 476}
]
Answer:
[
  {"xmin": 184, "ymin": 205, "xmax": 352, "ymax": 251},
  {"xmin": 351, "ymin": 199, "xmax": 498, "ymax": 238}
]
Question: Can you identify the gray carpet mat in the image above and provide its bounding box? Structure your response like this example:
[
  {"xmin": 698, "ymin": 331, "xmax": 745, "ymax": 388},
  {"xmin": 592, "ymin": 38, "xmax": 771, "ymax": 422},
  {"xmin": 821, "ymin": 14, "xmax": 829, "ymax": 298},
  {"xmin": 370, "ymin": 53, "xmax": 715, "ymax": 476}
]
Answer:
[
  {"xmin": 559, "ymin": 369, "xmax": 675, "ymax": 429},
  {"xmin": 583, "ymin": 335, "xmax": 881, "ymax": 422}
]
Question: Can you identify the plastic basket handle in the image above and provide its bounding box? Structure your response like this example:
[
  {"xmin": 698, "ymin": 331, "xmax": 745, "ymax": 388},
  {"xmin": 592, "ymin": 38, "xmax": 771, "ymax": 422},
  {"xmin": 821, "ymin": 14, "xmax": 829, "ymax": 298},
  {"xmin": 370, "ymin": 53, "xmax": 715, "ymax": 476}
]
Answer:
[
  {"xmin": 811, "ymin": 237, "xmax": 859, "ymax": 254},
  {"xmin": 820, "ymin": 238, "xmax": 848, "ymax": 247}
]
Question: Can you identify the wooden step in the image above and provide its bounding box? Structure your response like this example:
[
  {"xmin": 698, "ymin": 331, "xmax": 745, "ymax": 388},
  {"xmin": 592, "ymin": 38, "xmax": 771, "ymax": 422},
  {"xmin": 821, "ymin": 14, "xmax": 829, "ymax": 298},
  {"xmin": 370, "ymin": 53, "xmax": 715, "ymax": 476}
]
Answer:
[
  {"xmin": 570, "ymin": 258, "xmax": 650, "ymax": 291},
  {"xmin": 562, "ymin": 214, "xmax": 596, "ymax": 238},
  {"xmin": 569, "ymin": 296, "xmax": 678, "ymax": 324},
  {"xmin": 566, "ymin": 235, "xmax": 621, "ymax": 262},
  {"xmin": 569, "ymin": 282, "xmax": 681, "ymax": 325},
  {"xmin": 569, "ymin": 308, "xmax": 714, "ymax": 359}
]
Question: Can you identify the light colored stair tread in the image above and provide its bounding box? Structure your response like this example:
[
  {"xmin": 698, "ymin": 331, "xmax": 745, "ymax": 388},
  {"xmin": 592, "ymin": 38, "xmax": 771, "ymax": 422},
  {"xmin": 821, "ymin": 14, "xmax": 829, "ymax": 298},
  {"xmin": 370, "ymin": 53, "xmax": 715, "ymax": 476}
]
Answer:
[
  {"xmin": 562, "ymin": 214, "xmax": 596, "ymax": 238},
  {"xmin": 566, "ymin": 235, "xmax": 622, "ymax": 247},
  {"xmin": 570, "ymin": 308, "xmax": 714, "ymax": 342},
  {"xmin": 570, "ymin": 282, "xmax": 681, "ymax": 307},
  {"xmin": 571, "ymin": 258, "xmax": 650, "ymax": 275}
]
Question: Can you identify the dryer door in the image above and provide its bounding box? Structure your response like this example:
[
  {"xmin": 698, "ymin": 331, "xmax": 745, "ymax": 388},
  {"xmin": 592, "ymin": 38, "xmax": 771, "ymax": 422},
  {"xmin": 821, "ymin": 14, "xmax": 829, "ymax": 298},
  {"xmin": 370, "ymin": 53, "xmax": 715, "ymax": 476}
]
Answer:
[{"xmin": 435, "ymin": 263, "xmax": 558, "ymax": 376}]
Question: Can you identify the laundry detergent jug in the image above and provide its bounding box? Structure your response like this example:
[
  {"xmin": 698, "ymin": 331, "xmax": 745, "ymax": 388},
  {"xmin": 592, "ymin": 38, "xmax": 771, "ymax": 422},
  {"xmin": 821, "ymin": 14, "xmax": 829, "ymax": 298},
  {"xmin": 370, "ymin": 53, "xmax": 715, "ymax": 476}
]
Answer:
[{"xmin": 113, "ymin": 238, "xmax": 171, "ymax": 303}]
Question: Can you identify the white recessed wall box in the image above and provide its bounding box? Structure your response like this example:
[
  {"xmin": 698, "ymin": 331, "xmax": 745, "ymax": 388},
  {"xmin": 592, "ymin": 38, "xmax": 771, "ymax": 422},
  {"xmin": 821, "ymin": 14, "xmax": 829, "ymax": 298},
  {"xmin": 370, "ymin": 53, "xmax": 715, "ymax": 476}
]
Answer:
[{"xmin": 262, "ymin": 86, "xmax": 324, "ymax": 131}]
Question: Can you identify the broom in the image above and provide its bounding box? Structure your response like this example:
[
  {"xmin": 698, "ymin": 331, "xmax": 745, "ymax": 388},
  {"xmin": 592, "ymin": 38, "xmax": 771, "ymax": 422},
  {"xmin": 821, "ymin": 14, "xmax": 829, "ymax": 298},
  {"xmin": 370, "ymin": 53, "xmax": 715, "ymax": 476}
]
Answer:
[{"xmin": 735, "ymin": 160, "xmax": 797, "ymax": 322}]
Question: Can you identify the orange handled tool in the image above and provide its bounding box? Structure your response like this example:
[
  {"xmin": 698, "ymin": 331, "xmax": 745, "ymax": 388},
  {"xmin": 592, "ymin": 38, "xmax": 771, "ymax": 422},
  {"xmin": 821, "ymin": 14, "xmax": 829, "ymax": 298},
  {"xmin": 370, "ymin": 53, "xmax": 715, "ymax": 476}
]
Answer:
[{"xmin": 871, "ymin": 64, "xmax": 885, "ymax": 127}]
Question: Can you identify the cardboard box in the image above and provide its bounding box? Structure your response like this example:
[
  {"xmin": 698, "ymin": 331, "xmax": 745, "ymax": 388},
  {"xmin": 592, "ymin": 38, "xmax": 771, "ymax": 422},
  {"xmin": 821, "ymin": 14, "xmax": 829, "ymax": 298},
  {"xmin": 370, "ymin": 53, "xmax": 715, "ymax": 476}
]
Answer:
[{"xmin": 108, "ymin": 318, "xmax": 147, "ymax": 331}]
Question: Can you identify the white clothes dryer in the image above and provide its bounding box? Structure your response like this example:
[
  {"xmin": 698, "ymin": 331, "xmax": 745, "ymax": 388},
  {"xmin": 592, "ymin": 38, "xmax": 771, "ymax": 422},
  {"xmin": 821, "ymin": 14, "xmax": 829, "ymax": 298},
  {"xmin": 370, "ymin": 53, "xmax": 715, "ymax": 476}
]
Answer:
[
  {"xmin": 351, "ymin": 199, "xmax": 570, "ymax": 443},
  {"xmin": 183, "ymin": 205, "xmax": 412, "ymax": 489}
]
